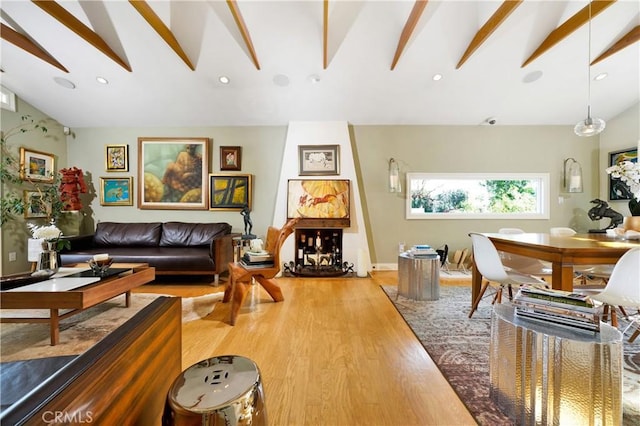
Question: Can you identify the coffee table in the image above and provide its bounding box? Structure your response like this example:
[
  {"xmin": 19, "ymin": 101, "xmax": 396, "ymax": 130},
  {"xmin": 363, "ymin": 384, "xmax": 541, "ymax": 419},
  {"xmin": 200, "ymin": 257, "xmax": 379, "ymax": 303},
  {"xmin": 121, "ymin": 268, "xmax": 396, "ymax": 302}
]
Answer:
[{"xmin": 0, "ymin": 263, "xmax": 155, "ymax": 345}]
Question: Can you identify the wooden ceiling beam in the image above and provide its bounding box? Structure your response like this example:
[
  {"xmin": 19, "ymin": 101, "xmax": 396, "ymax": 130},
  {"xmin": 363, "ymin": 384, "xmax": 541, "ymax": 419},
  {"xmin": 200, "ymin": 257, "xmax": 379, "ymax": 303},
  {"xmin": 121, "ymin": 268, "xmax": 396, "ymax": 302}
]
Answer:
[
  {"xmin": 323, "ymin": 0, "xmax": 329, "ymax": 69},
  {"xmin": 456, "ymin": 0, "xmax": 523, "ymax": 69},
  {"xmin": 31, "ymin": 0, "xmax": 131, "ymax": 71},
  {"xmin": 591, "ymin": 25, "xmax": 640, "ymax": 65},
  {"xmin": 521, "ymin": 0, "xmax": 616, "ymax": 68},
  {"xmin": 0, "ymin": 23, "xmax": 69, "ymax": 72},
  {"xmin": 129, "ymin": 0, "xmax": 195, "ymax": 70},
  {"xmin": 391, "ymin": 0, "xmax": 428, "ymax": 71},
  {"xmin": 226, "ymin": 0, "xmax": 260, "ymax": 70}
]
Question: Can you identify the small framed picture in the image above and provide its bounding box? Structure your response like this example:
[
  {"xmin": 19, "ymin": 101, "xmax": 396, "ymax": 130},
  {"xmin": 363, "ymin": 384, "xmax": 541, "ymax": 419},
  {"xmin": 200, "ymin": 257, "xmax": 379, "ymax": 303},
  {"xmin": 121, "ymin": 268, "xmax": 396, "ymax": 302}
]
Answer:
[
  {"xmin": 609, "ymin": 147, "xmax": 638, "ymax": 200},
  {"xmin": 105, "ymin": 144, "xmax": 129, "ymax": 172},
  {"xmin": 20, "ymin": 148, "xmax": 55, "ymax": 183},
  {"xmin": 220, "ymin": 146, "xmax": 242, "ymax": 171},
  {"xmin": 298, "ymin": 145, "xmax": 339, "ymax": 176},
  {"xmin": 23, "ymin": 190, "xmax": 50, "ymax": 218},
  {"xmin": 209, "ymin": 174, "xmax": 252, "ymax": 210},
  {"xmin": 100, "ymin": 177, "xmax": 133, "ymax": 206}
]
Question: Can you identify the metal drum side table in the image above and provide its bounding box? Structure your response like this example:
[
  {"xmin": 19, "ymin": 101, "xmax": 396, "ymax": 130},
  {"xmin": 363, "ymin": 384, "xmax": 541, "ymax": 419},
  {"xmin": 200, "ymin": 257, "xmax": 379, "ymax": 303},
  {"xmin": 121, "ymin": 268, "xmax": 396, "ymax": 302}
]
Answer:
[
  {"xmin": 163, "ymin": 355, "xmax": 267, "ymax": 426},
  {"xmin": 397, "ymin": 252, "xmax": 440, "ymax": 301}
]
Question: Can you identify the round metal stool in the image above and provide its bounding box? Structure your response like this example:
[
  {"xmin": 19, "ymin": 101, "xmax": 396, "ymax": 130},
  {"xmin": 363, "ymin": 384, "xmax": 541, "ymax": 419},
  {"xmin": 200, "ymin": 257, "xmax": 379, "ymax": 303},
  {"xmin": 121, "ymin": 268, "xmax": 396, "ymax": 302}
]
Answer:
[{"xmin": 163, "ymin": 355, "xmax": 267, "ymax": 426}]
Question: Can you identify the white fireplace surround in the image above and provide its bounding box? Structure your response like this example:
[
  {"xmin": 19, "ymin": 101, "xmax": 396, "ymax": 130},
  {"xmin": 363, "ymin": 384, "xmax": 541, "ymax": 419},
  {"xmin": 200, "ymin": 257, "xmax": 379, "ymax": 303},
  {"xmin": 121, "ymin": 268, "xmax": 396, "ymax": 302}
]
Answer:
[{"xmin": 272, "ymin": 121, "xmax": 371, "ymax": 276}]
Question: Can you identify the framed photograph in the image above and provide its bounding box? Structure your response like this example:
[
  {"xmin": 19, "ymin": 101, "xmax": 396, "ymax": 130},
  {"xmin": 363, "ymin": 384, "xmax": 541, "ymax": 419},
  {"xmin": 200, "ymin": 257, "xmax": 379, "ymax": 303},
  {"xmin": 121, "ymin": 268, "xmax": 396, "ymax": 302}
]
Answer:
[
  {"xmin": 20, "ymin": 148, "xmax": 55, "ymax": 183},
  {"xmin": 137, "ymin": 137, "xmax": 209, "ymax": 210},
  {"xmin": 100, "ymin": 177, "xmax": 133, "ymax": 206},
  {"xmin": 287, "ymin": 179, "xmax": 350, "ymax": 219},
  {"xmin": 23, "ymin": 190, "xmax": 50, "ymax": 218},
  {"xmin": 105, "ymin": 144, "xmax": 129, "ymax": 172},
  {"xmin": 220, "ymin": 146, "xmax": 242, "ymax": 171},
  {"xmin": 209, "ymin": 174, "xmax": 252, "ymax": 210},
  {"xmin": 609, "ymin": 147, "xmax": 638, "ymax": 200},
  {"xmin": 298, "ymin": 145, "xmax": 339, "ymax": 176}
]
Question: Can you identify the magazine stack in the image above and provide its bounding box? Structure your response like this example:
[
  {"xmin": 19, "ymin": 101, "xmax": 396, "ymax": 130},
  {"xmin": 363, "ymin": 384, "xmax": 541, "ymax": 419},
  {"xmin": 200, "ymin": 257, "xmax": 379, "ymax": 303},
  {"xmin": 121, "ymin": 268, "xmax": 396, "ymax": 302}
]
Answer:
[
  {"xmin": 410, "ymin": 245, "xmax": 437, "ymax": 257},
  {"xmin": 241, "ymin": 251, "xmax": 274, "ymax": 269},
  {"xmin": 513, "ymin": 285, "xmax": 600, "ymax": 332}
]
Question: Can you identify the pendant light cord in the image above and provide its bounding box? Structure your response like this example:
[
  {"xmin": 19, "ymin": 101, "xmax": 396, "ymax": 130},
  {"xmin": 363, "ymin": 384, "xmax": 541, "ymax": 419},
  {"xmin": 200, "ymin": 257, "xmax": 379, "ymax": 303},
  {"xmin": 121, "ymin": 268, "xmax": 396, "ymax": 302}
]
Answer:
[{"xmin": 587, "ymin": 1, "xmax": 592, "ymax": 115}]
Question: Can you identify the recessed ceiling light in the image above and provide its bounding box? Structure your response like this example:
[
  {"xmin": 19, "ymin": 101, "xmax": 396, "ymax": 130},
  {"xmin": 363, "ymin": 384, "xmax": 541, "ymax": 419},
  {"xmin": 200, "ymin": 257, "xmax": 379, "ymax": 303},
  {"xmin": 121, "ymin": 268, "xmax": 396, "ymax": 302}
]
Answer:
[
  {"xmin": 96, "ymin": 76, "xmax": 109, "ymax": 84},
  {"xmin": 218, "ymin": 76, "xmax": 230, "ymax": 84},
  {"xmin": 432, "ymin": 74, "xmax": 443, "ymax": 81},
  {"xmin": 54, "ymin": 77, "xmax": 76, "ymax": 89},
  {"xmin": 273, "ymin": 74, "xmax": 290, "ymax": 87},
  {"xmin": 594, "ymin": 72, "xmax": 608, "ymax": 81},
  {"xmin": 522, "ymin": 70, "xmax": 543, "ymax": 83},
  {"xmin": 308, "ymin": 74, "xmax": 321, "ymax": 84}
]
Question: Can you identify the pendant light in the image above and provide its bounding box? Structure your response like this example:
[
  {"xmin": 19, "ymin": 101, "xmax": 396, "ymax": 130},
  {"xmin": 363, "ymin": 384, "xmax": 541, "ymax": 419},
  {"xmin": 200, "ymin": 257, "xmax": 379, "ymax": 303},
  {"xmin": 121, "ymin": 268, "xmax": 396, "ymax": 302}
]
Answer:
[{"xmin": 574, "ymin": 1, "xmax": 605, "ymax": 137}]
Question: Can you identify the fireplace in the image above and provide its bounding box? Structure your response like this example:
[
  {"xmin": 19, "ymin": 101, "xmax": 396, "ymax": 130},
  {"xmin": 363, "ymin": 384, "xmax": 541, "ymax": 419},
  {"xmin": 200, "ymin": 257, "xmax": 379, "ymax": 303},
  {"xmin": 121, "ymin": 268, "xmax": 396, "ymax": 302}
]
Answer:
[{"xmin": 284, "ymin": 227, "xmax": 353, "ymax": 277}]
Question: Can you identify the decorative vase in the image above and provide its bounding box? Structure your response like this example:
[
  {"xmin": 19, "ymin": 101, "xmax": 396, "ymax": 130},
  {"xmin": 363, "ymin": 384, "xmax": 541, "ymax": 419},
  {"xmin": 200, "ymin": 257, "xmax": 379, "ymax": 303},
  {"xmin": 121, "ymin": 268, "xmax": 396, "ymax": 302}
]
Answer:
[
  {"xmin": 35, "ymin": 247, "xmax": 59, "ymax": 275},
  {"xmin": 57, "ymin": 210, "xmax": 83, "ymax": 236},
  {"xmin": 623, "ymin": 216, "xmax": 640, "ymax": 232}
]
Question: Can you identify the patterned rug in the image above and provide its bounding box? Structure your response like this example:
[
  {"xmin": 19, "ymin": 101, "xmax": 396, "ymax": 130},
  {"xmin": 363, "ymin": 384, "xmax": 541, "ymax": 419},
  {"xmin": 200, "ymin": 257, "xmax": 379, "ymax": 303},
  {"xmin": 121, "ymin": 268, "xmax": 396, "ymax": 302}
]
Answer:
[{"xmin": 381, "ymin": 285, "xmax": 640, "ymax": 426}]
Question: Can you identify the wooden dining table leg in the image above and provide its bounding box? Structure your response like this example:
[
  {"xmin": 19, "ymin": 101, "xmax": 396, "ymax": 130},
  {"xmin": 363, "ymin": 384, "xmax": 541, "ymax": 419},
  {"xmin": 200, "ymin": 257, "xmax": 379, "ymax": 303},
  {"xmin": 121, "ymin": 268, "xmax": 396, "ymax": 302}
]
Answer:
[
  {"xmin": 50, "ymin": 309, "xmax": 60, "ymax": 346},
  {"xmin": 551, "ymin": 262, "xmax": 575, "ymax": 292}
]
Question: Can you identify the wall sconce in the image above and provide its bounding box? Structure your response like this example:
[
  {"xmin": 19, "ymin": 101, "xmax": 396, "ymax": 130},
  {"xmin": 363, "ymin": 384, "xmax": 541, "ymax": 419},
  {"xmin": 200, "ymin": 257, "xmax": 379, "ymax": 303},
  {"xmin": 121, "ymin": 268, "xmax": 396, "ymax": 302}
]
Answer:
[
  {"xmin": 563, "ymin": 158, "xmax": 583, "ymax": 193},
  {"xmin": 389, "ymin": 158, "xmax": 401, "ymax": 192}
]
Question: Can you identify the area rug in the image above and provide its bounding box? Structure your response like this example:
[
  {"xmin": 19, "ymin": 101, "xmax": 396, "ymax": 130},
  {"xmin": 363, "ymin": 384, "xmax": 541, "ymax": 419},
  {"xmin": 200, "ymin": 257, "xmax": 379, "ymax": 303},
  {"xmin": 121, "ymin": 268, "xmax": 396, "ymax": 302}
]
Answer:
[
  {"xmin": 381, "ymin": 285, "xmax": 640, "ymax": 426},
  {"xmin": 0, "ymin": 292, "xmax": 223, "ymax": 362}
]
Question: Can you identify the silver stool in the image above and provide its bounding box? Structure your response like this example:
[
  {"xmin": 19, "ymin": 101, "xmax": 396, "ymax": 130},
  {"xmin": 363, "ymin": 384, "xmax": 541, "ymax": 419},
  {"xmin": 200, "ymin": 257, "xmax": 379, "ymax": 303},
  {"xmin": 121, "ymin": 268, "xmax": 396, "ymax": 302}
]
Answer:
[{"xmin": 163, "ymin": 355, "xmax": 267, "ymax": 426}]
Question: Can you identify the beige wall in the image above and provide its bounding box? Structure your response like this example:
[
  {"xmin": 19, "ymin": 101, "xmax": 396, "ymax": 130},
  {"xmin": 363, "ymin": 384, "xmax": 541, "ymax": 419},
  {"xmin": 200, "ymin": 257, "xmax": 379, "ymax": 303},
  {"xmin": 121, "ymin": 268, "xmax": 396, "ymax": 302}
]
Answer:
[{"xmin": 2, "ymin": 99, "xmax": 639, "ymax": 274}]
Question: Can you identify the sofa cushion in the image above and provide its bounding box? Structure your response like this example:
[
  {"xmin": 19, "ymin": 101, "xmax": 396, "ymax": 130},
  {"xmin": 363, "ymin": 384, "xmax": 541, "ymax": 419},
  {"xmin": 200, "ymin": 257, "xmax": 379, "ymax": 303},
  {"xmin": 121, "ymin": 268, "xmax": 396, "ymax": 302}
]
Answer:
[
  {"xmin": 160, "ymin": 222, "xmax": 232, "ymax": 247},
  {"xmin": 94, "ymin": 222, "xmax": 162, "ymax": 247}
]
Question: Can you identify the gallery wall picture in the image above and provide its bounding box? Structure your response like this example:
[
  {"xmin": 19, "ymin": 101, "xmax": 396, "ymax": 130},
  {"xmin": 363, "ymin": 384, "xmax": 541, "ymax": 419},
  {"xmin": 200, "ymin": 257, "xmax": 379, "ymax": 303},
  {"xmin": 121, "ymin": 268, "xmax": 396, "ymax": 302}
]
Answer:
[
  {"xmin": 137, "ymin": 137, "xmax": 209, "ymax": 210},
  {"xmin": 209, "ymin": 174, "xmax": 252, "ymax": 210},
  {"xmin": 608, "ymin": 147, "xmax": 638, "ymax": 201},
  {"xmin": 220, "ymin": 146, "xmax": 241, "ymax": 171},
  {"xmin": 100, "ymin": 177, "xmax": 133, "ymax": 206},
  {"xmin": 287, "ymin": 179, "xmax": 350, "ymax": 219},
  {"xmin": 20, "ymin": 148, "xmax": 55, "ymax": 183},
  {"xmin": 105, "ymin": 144, "xmax": 129, "ymax": 172},
  {"xmin": 23, "ymin": 190, "xmax": 50, "ymax": 218},
  {"xmin": 298, "ymin": 145, "xmax": 339, "ymax": 176}
]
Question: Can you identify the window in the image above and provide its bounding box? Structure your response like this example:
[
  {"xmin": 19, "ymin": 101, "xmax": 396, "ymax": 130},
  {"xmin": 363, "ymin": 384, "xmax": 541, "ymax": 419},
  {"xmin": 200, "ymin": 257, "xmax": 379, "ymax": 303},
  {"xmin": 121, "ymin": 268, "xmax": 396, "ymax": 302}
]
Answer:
[
  {"xmin": 0, "ymin": 85, "xmax": 16, "ymax": 112},
  {"xmin": 406, "ymin": 173, "xmax": 550, "ymax": 219}
]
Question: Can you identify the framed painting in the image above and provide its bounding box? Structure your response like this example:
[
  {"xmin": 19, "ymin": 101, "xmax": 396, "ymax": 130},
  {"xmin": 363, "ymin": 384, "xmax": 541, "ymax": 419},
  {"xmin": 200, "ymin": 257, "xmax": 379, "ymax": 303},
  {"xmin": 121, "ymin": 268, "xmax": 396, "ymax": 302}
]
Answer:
[
  {"xmin": 23, "ymin": 190, "xmax": 50, "ymax": 218},
  {"xmin": 609, "ymin": 147, "xmax": 638, "ymax": 200},
  {"xmin": 137, "ymin": 137, "xmax": 209, "ymax": 210},
  {"xmin": 20, "ymin": 148, "xmax": 55, "ymax": 183},
  {"xmin": 100, "ymin": 177, "xmax": 133, "ymax": 206},
  {"xmin": 287, "ymin": 179, "xmax": 350, "ymax": 219},
  {"xmin": 220, "ymin": 146, "xmax": 241, "ymax": 171},
  {"xmin": 298, "ymin": 145, "xmax": 339, "ymax": 176},
  {"xmin": 209, "ymin": 174, "xmax": 252, "ymax": 210},
  {"xmin": 105, "ymin": 144, "xmax": 128, "ymax": 172}
]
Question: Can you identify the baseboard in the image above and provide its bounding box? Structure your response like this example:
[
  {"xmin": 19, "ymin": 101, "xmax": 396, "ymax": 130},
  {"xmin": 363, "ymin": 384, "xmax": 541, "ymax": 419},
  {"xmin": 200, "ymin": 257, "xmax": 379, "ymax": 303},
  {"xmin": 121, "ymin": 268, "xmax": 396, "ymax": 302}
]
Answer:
[{"xmin": 371, "ymin": 263, "xmax": 398, "ymax": 271}]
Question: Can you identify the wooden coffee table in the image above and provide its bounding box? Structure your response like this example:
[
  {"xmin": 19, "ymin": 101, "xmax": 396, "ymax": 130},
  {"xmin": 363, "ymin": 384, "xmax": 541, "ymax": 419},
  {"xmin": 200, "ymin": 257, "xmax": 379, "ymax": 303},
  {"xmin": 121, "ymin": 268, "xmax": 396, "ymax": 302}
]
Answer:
[{"xmin": 1, "ymin": 263, "xmax": 155, "ymax": 345}]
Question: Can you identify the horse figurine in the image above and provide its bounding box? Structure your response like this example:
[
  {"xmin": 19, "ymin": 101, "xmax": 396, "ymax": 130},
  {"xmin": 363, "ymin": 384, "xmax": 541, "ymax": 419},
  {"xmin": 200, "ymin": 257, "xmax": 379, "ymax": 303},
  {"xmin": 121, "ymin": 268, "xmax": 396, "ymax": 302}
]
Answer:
[{"xmin": 587, "ymin": 198, "xmax": 623, "ymax": 231}]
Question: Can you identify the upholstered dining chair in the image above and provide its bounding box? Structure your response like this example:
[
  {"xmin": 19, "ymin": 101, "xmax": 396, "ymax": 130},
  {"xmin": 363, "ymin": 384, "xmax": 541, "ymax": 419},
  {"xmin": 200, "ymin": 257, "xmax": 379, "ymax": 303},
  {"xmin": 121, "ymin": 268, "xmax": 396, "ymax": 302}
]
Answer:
[
  {"xmin": 468, "ymin": 233, "xmax": 547, "ymax": 318},
  {"xmin": 223, "ymin": 218, "xmax": 300, "ymax": 325},
  {"xmin": 590, "ymin": 247, "xmax": 640, "ymax": 342}
]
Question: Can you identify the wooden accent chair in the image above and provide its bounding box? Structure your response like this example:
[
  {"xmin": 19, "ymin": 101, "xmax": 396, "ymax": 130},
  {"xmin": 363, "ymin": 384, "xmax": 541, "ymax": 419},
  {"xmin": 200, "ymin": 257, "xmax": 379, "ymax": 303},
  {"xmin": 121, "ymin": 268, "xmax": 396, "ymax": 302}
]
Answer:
[{"xmin": 223, "ymin": 218, "xmax": 299, "ymax": 325}]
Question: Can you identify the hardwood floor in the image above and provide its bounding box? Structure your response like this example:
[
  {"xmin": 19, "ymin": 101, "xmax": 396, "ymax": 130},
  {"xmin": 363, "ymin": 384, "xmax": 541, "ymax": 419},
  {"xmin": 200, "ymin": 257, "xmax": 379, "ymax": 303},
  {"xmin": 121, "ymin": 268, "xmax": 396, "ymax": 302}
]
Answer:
[{"xmin": 134, "ymin": 271, "xmax": 476, "ymax": 425}]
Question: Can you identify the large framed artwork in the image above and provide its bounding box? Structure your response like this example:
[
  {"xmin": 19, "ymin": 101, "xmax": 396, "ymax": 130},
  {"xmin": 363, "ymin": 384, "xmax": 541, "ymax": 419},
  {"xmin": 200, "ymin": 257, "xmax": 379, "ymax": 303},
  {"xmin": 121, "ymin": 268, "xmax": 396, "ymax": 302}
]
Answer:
[
  {"xmin": 209, "ymin": 174, "xmax": 252, "ymax": 210},
  {"xmin": 137, "ymin": 137, "xmax": 209, "ymax": 210},
  {"xmin": 100, "ymin": 177, "xmax": 133, "ymax": 206},
  {"xmin": 609, "ymin": 147, "xmax": 638, "ymax": 201},
  {"xmin": 287, "ymin": 179, "xmax": 350, "ymax": 219},
  {"xmin": 20, "ymin": 148, "xmax": 55, "ymax": 183},
  {"xmin": 298, "ymin": 145, "xmax": 339, "ymax": 176},
  {"xmin": 105, "ymin": 144, "xmax": 128, "ymax": 172}
]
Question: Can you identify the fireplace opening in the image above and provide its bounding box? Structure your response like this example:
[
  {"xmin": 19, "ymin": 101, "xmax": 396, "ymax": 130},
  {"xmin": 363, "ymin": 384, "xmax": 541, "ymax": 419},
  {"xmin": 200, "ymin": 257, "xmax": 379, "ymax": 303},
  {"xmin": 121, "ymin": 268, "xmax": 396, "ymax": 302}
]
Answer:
[{"xmin": 283, "ymin": 228, "xmax": 353, "ymax": 277}]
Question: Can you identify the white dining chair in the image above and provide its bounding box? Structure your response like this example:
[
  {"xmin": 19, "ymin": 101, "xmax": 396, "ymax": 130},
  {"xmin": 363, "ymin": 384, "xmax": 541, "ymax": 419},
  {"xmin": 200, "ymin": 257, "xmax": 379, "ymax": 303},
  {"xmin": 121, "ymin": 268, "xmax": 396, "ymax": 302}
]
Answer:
[
  {"xmin": 468, "ymin": 233, "xmax": 547, "ymax": 318},
  {"xmin": 497, "ymin": 228, "xmax": 552, "ymax": 278},
  {"xmin": 549, "ymin": 227, "xmax": 577, "ymax": 236},
  {"xmin": 590, "ymin": 247, "xmax": 640, "ymax": 342}
]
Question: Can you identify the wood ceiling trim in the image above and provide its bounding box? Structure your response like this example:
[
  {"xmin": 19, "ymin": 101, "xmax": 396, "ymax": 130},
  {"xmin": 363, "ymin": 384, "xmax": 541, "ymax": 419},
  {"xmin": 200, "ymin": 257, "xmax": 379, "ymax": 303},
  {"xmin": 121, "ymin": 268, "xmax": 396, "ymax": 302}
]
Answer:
[
  {"xmin": 226, "ymin": 0, "xmax": 260, "ymax": 70},
  {"xmin": 129, "ymin": 0, "xmax": 194, "ymax": 71},
  {"xmin": 521, "ymin": 0, "xmax": 616, "ymax": 68},
  {"xmin": 456, "ymin": 0, "xmax": 523, "ymax": 69},
  {"xmin": 391, "ymin": 0, "xmax": 428, "ymax": 71},
  {"xmin": 323, "ymin": 0, "xmax": 329, "ymax": 69},
  {"xmin": 591, "ymin": 25, "xmax": 640, "ymax": 65},
  {"xmin": 31, "ymin": 0, "xmax": 131, "ymax": 72},
  {"xmin": 0, "ymin": 23, "xmax": 69, "ymax": 72}
]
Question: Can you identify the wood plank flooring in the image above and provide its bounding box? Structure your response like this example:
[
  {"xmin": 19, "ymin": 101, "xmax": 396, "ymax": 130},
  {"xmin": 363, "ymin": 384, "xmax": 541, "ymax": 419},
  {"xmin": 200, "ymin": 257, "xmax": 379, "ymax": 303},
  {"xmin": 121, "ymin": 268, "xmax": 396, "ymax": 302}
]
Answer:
[{"xmin": 134, "ymin": 271, "xmax": 476, "ymax": 425}]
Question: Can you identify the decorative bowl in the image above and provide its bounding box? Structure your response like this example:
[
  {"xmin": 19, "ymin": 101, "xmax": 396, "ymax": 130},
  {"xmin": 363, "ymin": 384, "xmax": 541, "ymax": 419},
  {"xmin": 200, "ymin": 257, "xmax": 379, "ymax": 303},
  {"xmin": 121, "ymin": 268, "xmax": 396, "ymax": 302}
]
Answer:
[{"xmin": 88, "ymin": 257, "xmax": 114, "ymax": 276}]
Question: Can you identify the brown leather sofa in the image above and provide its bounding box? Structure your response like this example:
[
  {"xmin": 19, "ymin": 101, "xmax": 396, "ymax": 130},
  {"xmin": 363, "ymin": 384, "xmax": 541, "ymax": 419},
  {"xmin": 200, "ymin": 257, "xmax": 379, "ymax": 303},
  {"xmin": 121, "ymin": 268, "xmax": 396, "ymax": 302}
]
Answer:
[{"xmin": 60, "ymin": 221, "xmax": 235, "ymax": 283}]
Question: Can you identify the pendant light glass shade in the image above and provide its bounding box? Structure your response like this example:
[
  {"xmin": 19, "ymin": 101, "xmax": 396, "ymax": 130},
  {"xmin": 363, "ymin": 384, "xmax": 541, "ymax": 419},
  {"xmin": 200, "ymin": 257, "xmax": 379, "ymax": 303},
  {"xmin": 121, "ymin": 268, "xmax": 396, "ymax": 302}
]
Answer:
[{"xmin": 574, "ymin": 2, "xmax": 605, "ymax": 137}]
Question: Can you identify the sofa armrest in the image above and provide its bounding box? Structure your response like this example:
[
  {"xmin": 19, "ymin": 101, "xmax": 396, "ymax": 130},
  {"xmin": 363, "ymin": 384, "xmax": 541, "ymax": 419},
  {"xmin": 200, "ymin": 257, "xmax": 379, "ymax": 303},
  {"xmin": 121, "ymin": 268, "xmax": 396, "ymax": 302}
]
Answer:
[
  {"xmin": 60, "ymin": 234, "xmax": 94, "ymax": 253},
  {"xmin": 211, "ymin": 233, "xmax": 240, "ymax": 275}
]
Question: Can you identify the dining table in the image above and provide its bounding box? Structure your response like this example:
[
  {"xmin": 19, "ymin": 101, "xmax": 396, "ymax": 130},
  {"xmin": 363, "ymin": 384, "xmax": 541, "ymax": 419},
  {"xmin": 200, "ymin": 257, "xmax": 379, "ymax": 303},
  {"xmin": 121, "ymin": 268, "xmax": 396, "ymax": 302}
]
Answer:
[{"xmin": 471, "ymin": 232, "xmax": 640, "ymax": 306}]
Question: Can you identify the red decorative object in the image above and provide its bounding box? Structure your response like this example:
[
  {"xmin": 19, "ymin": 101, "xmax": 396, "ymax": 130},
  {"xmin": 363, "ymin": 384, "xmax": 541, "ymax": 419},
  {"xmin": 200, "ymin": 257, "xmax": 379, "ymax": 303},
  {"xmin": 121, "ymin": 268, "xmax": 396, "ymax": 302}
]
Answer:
[{"xmin": 59, "ymin": 167, "xmax": 87, "ymax": 211}]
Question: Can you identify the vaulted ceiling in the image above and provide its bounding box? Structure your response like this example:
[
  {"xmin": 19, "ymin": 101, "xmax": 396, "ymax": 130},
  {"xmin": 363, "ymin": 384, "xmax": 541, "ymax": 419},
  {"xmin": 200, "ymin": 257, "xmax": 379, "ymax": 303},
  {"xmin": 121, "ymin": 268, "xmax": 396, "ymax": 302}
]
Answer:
[{"xmin": 1, "ymin": 0, "xmax": 638, "ymax": 128}]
